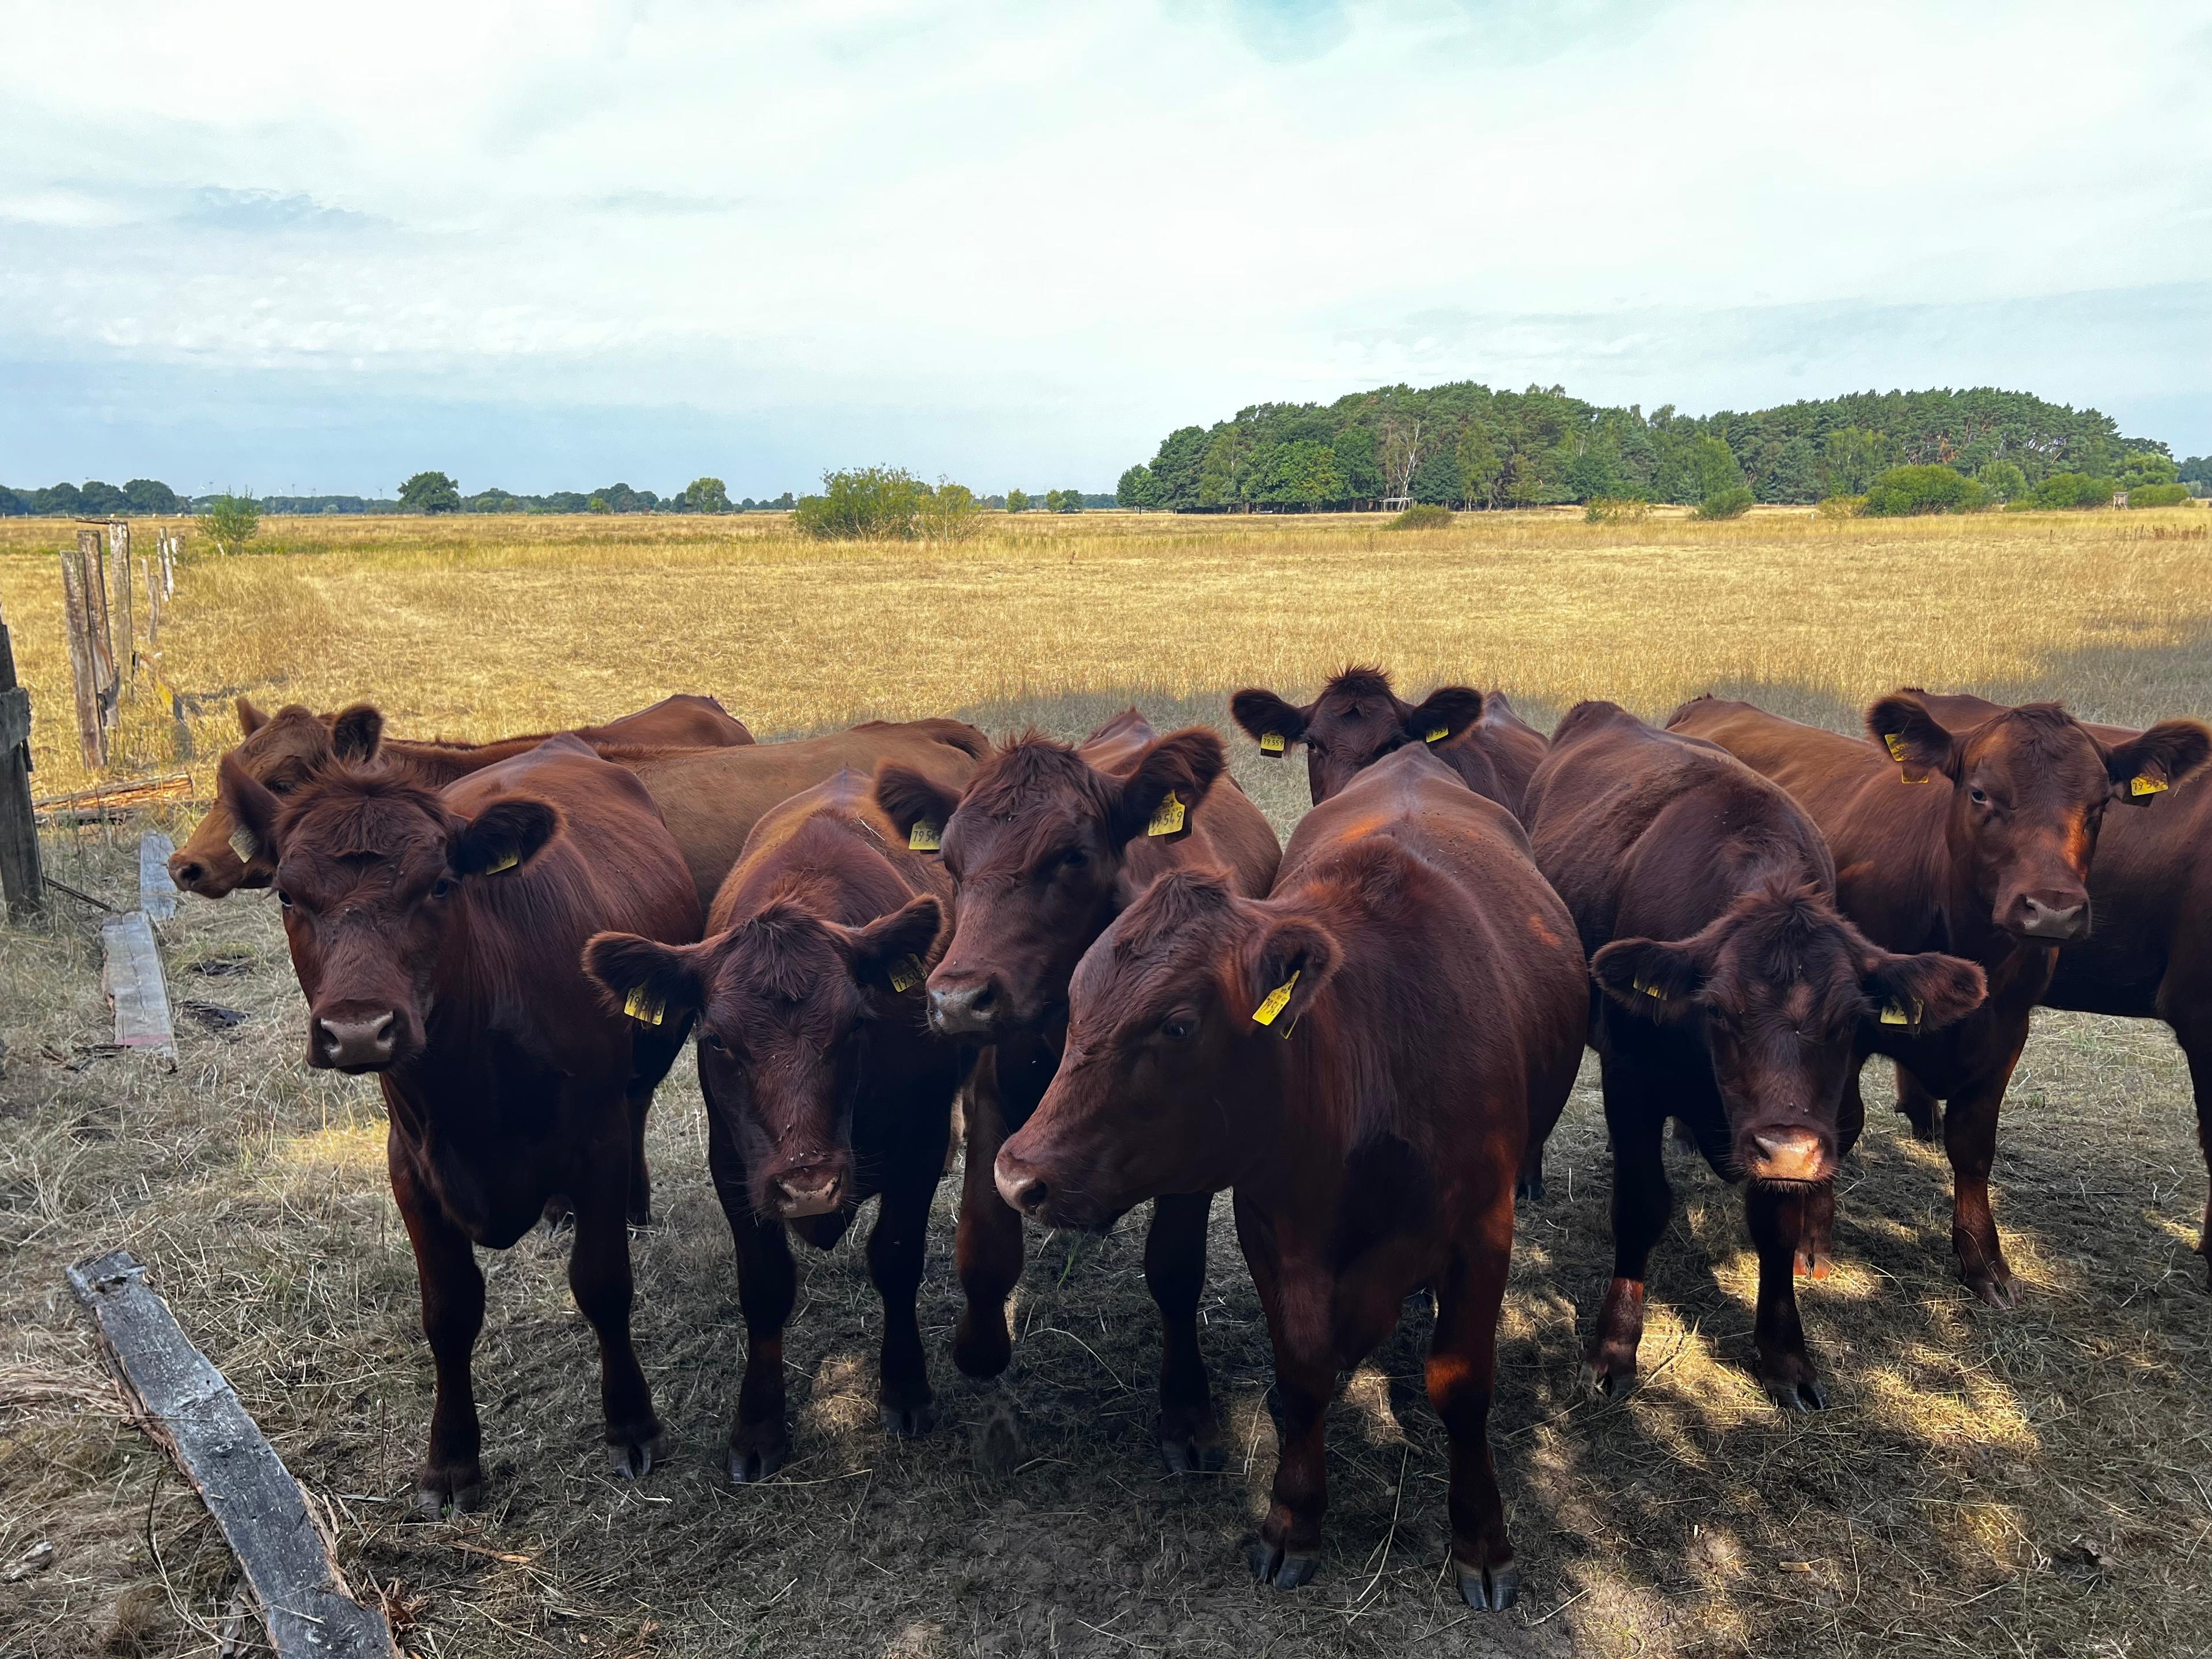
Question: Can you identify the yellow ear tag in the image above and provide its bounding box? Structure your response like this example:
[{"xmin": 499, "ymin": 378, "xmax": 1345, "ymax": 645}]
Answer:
[
  {"xmin": 1880, "ymin": 997, "xmax": 1923, "ymax": 1027},
  {"xmin": 1425, "ymin": 724, "xmax": 1449, "ymax": 744},
  {"xmin": 1146, "ymin": 791, "xmax": 1187, "ymax": 836},
  {"xmin": 888, "ymin": 955, "xmax": 926, "ymax": 994},
  {"xmin": 1252, "ymin": 969, "xmax": 1298, "ymax": 1028},
  {"xmin": 908, "ymin": 821, "xmax": 941, "ymax": 852},
  {"xmin": 2130, "ymin": 774, "xmax": 2168, "ymax": 797},
  {"xmin": 1259, "ymin": 732, "xmax": 1286, "ymax": 756},
  {"xmin": 1883, "ymin": 732, "xmax": 1908, "ymax": 762},
  {"xmin": 483, "ymin": 848, "xmax": 520, "ymax": 874},
  {"xmin": 623, "ymin": 987, "xmax": 666, "ymax": 1027},
  {"xmin": 228, "ymin": 828, "xmax": 258, "ymax": 862},
  {"xmin": 1633, "ymin": 976, "xmax": 1665, "ymax": 1001}
]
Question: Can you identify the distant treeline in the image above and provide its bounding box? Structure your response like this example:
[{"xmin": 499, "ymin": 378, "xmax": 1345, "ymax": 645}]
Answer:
[
  {"xmin": 0, "ymin": 475, "xmax": 800, "ymax": 517},
  {"xmin": 1116, "ymin": 383, "xmax": 2211, "ymax": 511}
]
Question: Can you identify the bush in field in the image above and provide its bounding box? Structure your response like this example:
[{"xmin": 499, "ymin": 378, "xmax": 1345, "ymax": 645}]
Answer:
[
  {"xmin": 1815, "ymin": 494, "xmax": 1866, "ymax": 520},
  {"xmin": 2008, "ymin": 472, "xmax": 2119, "ymax": 511},
  {"xmin": 202, "ymin": 493, "xmax": 262, "ymax": 555},
  {"xmin": 795, "ymin": 467, "xmax": 929, "ymax": 540},
  {"xmin": 919, "ymin": 480, "xmax": 983, "ymax": 541},
  {"xmin": 1386, "ymin": 502, "xmax": 1453, "ymax": 531},
  {"xmin": 1862, "ymin": 465, "xmax": 1987, "ymax": 517},
  {"xmin": 1044, "ymin": 489, "xmax": 1084, "ymax": 513},
  {"xmin": 1691, "ymin": 486, "xmax": 1754, "ymax": 520},
  {"xmin": 1584, "ymin": 496, "xmax": 1650, "ymax": 524},
  {"xmin": 2126, "ymin": 483, "xmax": 2192, "ymax": 507},
  {"xmin": 1976, "ymin": 459, "xmax": 2027, "ymax": 502},
  {"xmin": 1005, "ymin": 488, "xmax": 1032, "ymax": 513},
  {"xmin": 683, "ymin": 476, "xmax": 732, "ymax": 514}
]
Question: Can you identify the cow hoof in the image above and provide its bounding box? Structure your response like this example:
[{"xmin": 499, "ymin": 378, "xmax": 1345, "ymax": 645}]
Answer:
[
  {"xmin": 972, "ymin": 1395, "xmax": 1024, "ymax": 1478},
  {"xmin": 1247, "ymin": 1541, "xmax": 1320, "ymax": 1590},
  {"xmin": 728, "ymin": 1426, "xmax": 792, "ymax": 1485},
  {"xmin": 1761, "ymin": 1372, "xmax": 1829, "ymax": 1413},
  {"xmin": 1792, "ymin": 1249, "xmax": 1833, "ymax": 1281},
  {"xmin": 411, "ymin": 1464, "xmax": 486, "ymax": 1520},
  {"xmin": 1579, "ymin": 1353, "xmax": 1636, "ymax": 1400},
  {"xmin": 1516, "ymin": 1172, "xmax": 1546, "ymax": 1204},
  {"xmin": 1961, "ymin": 1266, "xmax": 2020, "ymax": 1309},
  {"xmin": 539, "ymin": 1198, "xmax": 575, "ymax": 1235},
  {"xmin": 881, "ymin": 1399, "xmax": 937, "ymax": 1439},
  {"xmin": 1158, "ymin": 1406, "xmax": 1225, "ymax": 1475},
  {"xmin": 607, "ymin": 1430, "xmax": 660, "ymax": 1480},
  {"xmin": 1456, "ymin": 1560, "xmax": 1520, "ymax": 1612},
  {"xmin": 626, "ymin": 1206, "xmax": 656, "ymax": 1230}
]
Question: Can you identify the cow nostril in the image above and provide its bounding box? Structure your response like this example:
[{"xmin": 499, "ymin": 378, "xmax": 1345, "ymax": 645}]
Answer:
[
  {"xmin": 1014, "ymin": 1177, "xmax": 1047, "ymax": 1213},
  {"xmin": 172, "ymin": 860, "xmax": 202, "ymax": 884}
]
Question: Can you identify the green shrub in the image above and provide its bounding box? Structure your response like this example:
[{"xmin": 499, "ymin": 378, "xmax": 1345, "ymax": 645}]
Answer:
[
  {"xmin": 1861, "ymin": 465, "xmax": 1987, "ymax": 517},
  {"xmin": 1004, "ymin": 488, "xmax": 1031, "ymax": 513},
  {"xmin": 1584, "ymin": 496, "xmax": 1650, "ymax": 524},
  {"xmin": 1691, "ymin": 487, "xmax": 1754, "ymax": 520},
  {"xmin": 1814, "ymin": 494, "xmax": 1865, "ymax": 520},
  {"xmin": 2126, "ymin": 483, "xmax": 2191, "ymax": 507},
  {"xmin": 1385, "ymin": 503, "xmax": 1454, "ymax": 531},
  {"xmin": 919, "ymin": 480, "xmax": 983, "ymax": 541},
  {"xmin": 794, "ymin": 467, "xmax": 929, "ymax": 540},
  {"xmin": 1976, "ymin": 459, "xmax": 2027, "ymax": 502},
  {"xmin": 2007, "ymin": 472, "xmax": 2119, "ymax": 511},
  {"xmin": 202, "ymin": 493, "xmax": 262, "ymax": 555}
]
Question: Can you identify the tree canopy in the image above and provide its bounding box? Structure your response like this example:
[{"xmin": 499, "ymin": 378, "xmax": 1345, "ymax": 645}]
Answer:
[{"xmin": 399, "ymin": 471, "xmax": 463, "ymax": 513}]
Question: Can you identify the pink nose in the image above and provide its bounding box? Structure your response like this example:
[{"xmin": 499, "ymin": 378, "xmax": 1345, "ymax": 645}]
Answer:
[
  {"xmin": 1747, "ymin": 1130, "xmax": 1829, "ymax": 1183},
  {"xmin": 993, "ymin": 1156, "xmax": 1048, "ymax": 1215},
  {"xmin": 774, "ymin": 1171, "xmax": 844, "ymax": 1218}
]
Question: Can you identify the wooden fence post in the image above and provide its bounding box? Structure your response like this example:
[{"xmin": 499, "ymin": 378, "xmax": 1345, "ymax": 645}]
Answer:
[
  {"xmin": 143, "ymin": 539, "xmax": 161, "ymax": 647},
  {"xmin": 0, "ymin": 598, "xmax": 44, "ymax": 919},
  {"xmin": 108, "ymin": 521, "xmax": 135, "ymax": 695},
  {"xmin": 78, "ymin": 529, "xmax": 119, "ymax": 735},
  {"xmin": 60, "ymin": 540, "xmax": 108, "ymax": 771},
  {"xmin": 160, "ymin": 528, "xmax": 175, "ymax": 599}
]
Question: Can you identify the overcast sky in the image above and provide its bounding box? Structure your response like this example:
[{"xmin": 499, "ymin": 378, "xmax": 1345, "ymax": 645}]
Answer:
[{"xmin": 3, "ymin": 0, "xmax": 2208, "ymax": 498}]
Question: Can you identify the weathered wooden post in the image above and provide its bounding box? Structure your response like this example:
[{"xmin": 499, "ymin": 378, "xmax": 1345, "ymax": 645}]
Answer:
[
  {"xmin": 160, "ymin": 528, "xmax": 176, "ymax": 599},
  {"xmin": 107, "ymin": 520, "xmax": 135, "ymax": 694},
  {"xmin": 0, "ymin": 597, "xmax": 44, "ymax": 919},
  {"xmin": 143, "ymin": 539, "xmax": 161, "ymax": 646},
  {"xmin": 60, "ymin": 540, "xmax": 108, "ymax": 771},
  {"xmin": 79, "ymin": 529, "xmax": 119, "ymax": 737}
]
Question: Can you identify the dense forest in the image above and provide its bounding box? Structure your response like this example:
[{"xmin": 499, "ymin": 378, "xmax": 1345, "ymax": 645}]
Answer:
[{"xmin": 1116, "ymin": 384, "xmax": 2203, "ymax": 510}]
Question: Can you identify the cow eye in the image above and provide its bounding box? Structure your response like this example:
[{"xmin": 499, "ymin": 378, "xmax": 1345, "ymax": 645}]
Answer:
[
  {"xmin": 1968, "ymin": 786, "xmax": 1990, "ymax": 807},
  {"xmin": 431, "ymin": 875, "xmax": 457, "ymax": 900},
  {"xmin": 266, "ymin": 778, "xmax": 291, "ymax": 796},
  {"xmin": 276, "ymin": 888, "xmax": 294, "ymax": 910},
  {"xmin": 1160, "ymin": 1016, "xmax": 1195, "ymax": 1042},
  {"xmin": 1061, "ymin": 846, "xmax": 1087, "ymax": 868},
  {"xmin": 702, "ymin": 1031, "xmax": 727, "ymax": 1052}
]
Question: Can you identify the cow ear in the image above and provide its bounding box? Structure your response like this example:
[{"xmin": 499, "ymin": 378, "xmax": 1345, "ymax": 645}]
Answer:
[
  {"xmin": 449, "ymin": 798, "xmax": 559, "ymax": 877},
  {"xmin": 217, "ymin": 751, "xmax": 284, "ymax": 865},
  {"xmin": 2102, "ymin": 719, "xmax": 2212, "ymax": 806},
  {"xmin": 330, "ymin": 703, "xmax": 385, "ymax": 765},
  {"xmin": 1230, "ymin": 688, "xmax": 1308, "ymax": 754},
  {"xmin": 1404, "ymin": 685, "xmax": 1484, "ymax": 746},
  {"xmin": 1244, "ymin": 911, "xmax": 1339, "ymax": 1033},
  {"xmin": 873, "ymin": 763, "xmax": 963, "ymax": 853},
  {"xmin": 1861, "ymin": 948, "xmax": 1986, "ymax": 1033},
  {"xmin": 834, "ymin": 895, "xmax": 945, "ymax": 998},
  {"xmin": 1107, "ymin": 728, "xmax": 1226, "ymax": 848},
  {"xmin": 1590, "ymin": 936, "xmax": 1709, "ymax": 1019},
  {"xmin": 1866, "ymin": 693, "xmax": 1958, "ymax": 782},
  {"xmin": 236, "ymin": 697, "xmax": 268, "ymax": 737},
  {"xmin": 582, "ymin": 930, "xmax": 707, "ymax": 1026}
]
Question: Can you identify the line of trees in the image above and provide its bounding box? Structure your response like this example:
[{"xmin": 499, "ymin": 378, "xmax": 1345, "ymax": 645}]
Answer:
[
  {"xmin": 1115, "ymin": 383, "xmax": 2205, "ymax": 513},
  {"xmin": 0, "ymin": 475, "xmax": 801, "ymax": 517}
]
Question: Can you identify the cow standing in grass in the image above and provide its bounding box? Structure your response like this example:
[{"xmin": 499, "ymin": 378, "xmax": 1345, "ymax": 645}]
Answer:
[
  {"xmin": 1522, "ymin": 702, "xmax": 1986, "ymax": 1408},
  {"xmin": 219, "ymin": 735, "xmax": 701, "ymax": 1512},
  {"xmin": 583, "ymin": 767, "xmax": 968, "ymax": 1481},
  {"xmin": 993, "ymin": 745, "xmax": 1585, "ymax": 1608},
  {"xmin": 1671, "ymin": 692, "xmax": 2209, "ymax": 1304}
]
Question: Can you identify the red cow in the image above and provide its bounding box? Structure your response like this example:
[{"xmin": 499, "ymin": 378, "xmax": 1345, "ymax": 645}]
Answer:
[
  {"xmin": 1522, "ymin": 703, "xmax": 1984, "ymax": 1407},
  {"xmin": 870, "ymin": 709, "xmax": 1279, "ymax": 1472},
  {"xmin": 172, "ymin": 692, "xmax": 752, "ymax": 897},
  {"xmin": 1669, "ymin": 692, "xmax": 2209, "ymax": 1303},
  {"xmin": 219, "ymin": 736, "xmax": 702, "ymax": 1512},
  {"xmin": 1894, "ymin": 689, "xmax": 2212, "ymax": 1282},
  {"xmin": 582, "ymin": 767, "xmax": 967, "ymax": 1480},
  {"xmin": 1230, "ymin": 665, "xmax": 1548, "ymax": 813},
  {"xmin": 994, "ymin": 745, "xmax": 1586, "ymax": 1608}
]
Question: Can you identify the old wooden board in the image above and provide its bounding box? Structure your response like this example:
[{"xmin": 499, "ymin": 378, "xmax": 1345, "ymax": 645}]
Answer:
[
  {"xmin": 66, "ymin": 1251, "xmax": 400, "ymax": 1659},
  {"xmin": 101, "ymin": 910, "xmax": 176, "ymax": 1062},
  {"xmin": 140, "ymin": 831, "xmax": 179, "ymax": 921}
]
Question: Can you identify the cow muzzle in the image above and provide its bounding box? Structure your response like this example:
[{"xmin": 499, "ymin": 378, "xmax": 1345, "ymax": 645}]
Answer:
[
  {"xmin": 1741, "ymin": 1128, "xmax": 1831, "ymax": 1185},
  {"xmin": 928, "ymin": 970, "xmax": 1009, "ymax": 1038},
  {"xmin": 312, "ymin": 1009, "xmax": 400, "ymax": 1071},
  {"xmin": 770, "ymin": 1162, "xmax": 847, "ymax": 1219},
  {"xmin": 2003, "ymin": 889, "xmax": 2090, "ymax": 942}
]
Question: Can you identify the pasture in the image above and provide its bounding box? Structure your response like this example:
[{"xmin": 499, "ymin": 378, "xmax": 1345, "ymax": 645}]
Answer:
[{"xmin": 2, "ymin": 506, "xmax": 2210, "ymax": 1658}]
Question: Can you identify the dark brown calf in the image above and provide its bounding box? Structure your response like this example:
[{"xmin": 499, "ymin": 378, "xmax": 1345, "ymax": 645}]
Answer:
[
  {"xmin": 995, "ymin": 745, "xmax": 1586, "ymax": 1608},
  {"xmin": 1670, "ymin": 692, "xmax": 2209, "ymax": 1304},
  {"xmin": 1524, "ymin": 703, "xmax": 1984, "ymax": 1408},
  {"xmin": 219, "ymin": 737, "xmax": 702, "ymax": 1512},
  {"xmin": 871, "ymin": 709, "xmax": 1279, "ymax": 1472},
  {"xmin": 1896, "ymin": 689, "xmax": 2212, "ymax": 1282},
  {"xmin": 1230, "ymin": 665, "xmax": 1548, "ymax": 813},
  {"xmin": 584, "ymin": 767, "xmax": 963, "ymax": 1482},
  {"xmin": 173, "ymin": 692, "xmax": 752, "ymax": 897}
]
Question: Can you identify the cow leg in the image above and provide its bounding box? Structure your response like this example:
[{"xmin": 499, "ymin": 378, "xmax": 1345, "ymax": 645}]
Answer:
[
  {"xmin": 2176, "ymin": 1019, "xmax": 2212, "ymax": 1287},
  {"xmin": 392, "ymin": 1159, "xmax": 487, "ymax": 1517},
  {"xmin": 622, "ymin": 1013, "xmax": 692, "ymax": 1228},
  {"xmin": 1248, "ymin": 1277, "xmax": 1332, "ymax": 1590},
  {"xmin": 1584, "ymin": 1069, "xmax": 1669, "ymax": 1397},
  {"xmin": 1893, "ymin": 1059, "xmax": 1942, "ymax": 1142},
  {"xmin": 566, "ymin": 1146, "xmax": 660, "ymax": 1479},
  {"xmin": 1432, "ymin": 1232, "xmax": 1517, "ymax": 1612},
  {"xmin": 704, "ymin": 1112, "xmax": 798, "ymax": 1482},
  {"xmin": 952, "ymin": 1065, "xmax": 1028, "ymax": 1475},
  {"xmin": 1745, "ymin": 1184, "xmax": 1825, "ymax": 1411},
  {"xmin": 626, "ymin": 1093, "xmax": 654, "ymax": 1228},
  {"xmin": 870, "ymin": 1179, "xmax": 938, "ymax": 1438},
  {"xmin": 1145, "ymin": 1191, "xmax": 1221, "ymax": 1474},
  {"xmin": 1944, "ymin": 1048, "xmax": 2024, "ymax": 1308}
]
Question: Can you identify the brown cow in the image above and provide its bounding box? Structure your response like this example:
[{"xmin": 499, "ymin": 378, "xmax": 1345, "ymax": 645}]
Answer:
[
  {"xmin": 1230, "ymin": 665, "xmax": 1548, "ymax": 813},
  {"xmin": 1895, "ymin": 689, "xmax": 2212, "ymax": 1282},
  {"xmin": 994, "ymin": 745, "xmax": 1586, "ymax": 1607},
  {"xmin": 870, "ymin": 709, "xmax": 1279, "ymax": 1472},
  {"xmin": 583, "ymin": 767, "xmax": 964, "ymax": 1480},
  {"xmin": 1523, "ymin": 702, "xmax": 1985, "ymax": 1408},
  {"xmin": 172, "ymin": 692, "xmax": 752, "ymax": 897},
  {"xmin": 1669, "ymin": 692, "xmax": 2209, "ymax": 1304},
  {"xmin": 218, "ymin": 736, "xmax": 702, "ymax": 1512}
]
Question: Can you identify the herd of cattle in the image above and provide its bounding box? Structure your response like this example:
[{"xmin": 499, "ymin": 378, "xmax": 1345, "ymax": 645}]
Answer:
[{"xmin": 163, "ymin": 670, "xmax": 2212, "ymax": 1612}]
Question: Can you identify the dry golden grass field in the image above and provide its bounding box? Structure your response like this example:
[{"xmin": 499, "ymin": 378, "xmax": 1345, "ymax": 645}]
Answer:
[{"xmin": 2, "ymin": 507, "xmax": 2211, "ymax": 1659}]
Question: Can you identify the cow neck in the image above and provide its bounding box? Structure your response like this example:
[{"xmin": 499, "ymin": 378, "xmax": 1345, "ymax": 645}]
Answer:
[
  {"xmin": 1228, "ymin": 998, "xmax": 1354, "ymax": 1221},
  {"xmin": 385, "ymin": 738, "xmax": 526, "ymax": 787}
]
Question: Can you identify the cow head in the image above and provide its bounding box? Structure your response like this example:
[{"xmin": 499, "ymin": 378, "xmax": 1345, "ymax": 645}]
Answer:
[
  {"xmin": 994, "ymin": 870, "xmax": 1334, "ymax": 1228},
  {"xmin": 1232, "ymin": 666, "xmax": 1482, "ymax": 804},
  {"xmin": 1869, "ymin": 693, "xmax": 2210, "ymax": 942},
  {"xmin": 1590, "ymin": 880, "xmax": 1986, "ymax": 1187},
  {"xmin": 171, "ymin": 699, "xmax": 386, "ymax": 897},
  {"xmin": 871, "ymin": 728, "xmax": 1226, "ymax": 1042},
  {"xmin": 217, "ymin": 748, "xmax": 555, "ymax": 1072},
  {"xmin": 584, "ymin": 896, "xmax": 942, "ymax": 1221}
]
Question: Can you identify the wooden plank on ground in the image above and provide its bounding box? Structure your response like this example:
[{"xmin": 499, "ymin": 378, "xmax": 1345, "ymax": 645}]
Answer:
[
  {"xmin": 101, "ymin": 910, "xmax": 176, "ymax": 1062},
  {"xmin": 67, "ymin": 1251, "xmax": 401, "ymax": 1659},
  {"xmin": 141, "ymin": 831, "xmax": 179, "ymax": 921}
]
